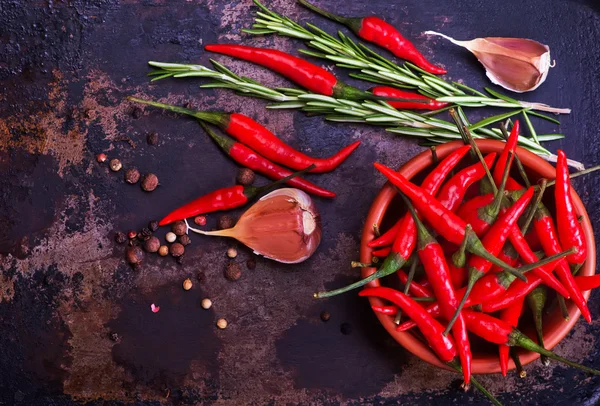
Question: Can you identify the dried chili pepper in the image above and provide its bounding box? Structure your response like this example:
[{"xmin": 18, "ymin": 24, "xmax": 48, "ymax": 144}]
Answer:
[
  {"xmin": 498, "ymin": 297, "xmax": 525, "ymax": 376},
  {"xmin": 527, "ymin": 285, "xmax": 550, "ymax": 366},
  {"xmin": 298, "ymin": 0, "xmax": 446, "ymax": 74},
  {"xmin": 205, "ymin": 44, "xmax": 426, "ymax": 102},
  {"xmin": 128, "ymin": 97, "xmax": 359, "ymax": 173},
  {"xmin": 405, "ymin": 197, "xmax": 472, "ymax": 383},
  {"xmin": 575, "ymin": 274, "xmax": 600, "ymax": 291},
  {"xmin": 359, "ymin": 287, "xmax": 456, "ymax": 362},
  {"xmin": 461, "ymin": 310, "xmax": 600, "ymax": 375},
  {"xmin": 370, "ymin": 86, "xmax": 449, "ymax": 110},
  {"xmin": 195, "ymin": 122, "xmax": 335, "ymax": 198},
  {"xmin": 369, "ymin": 145, "xmax": 471, "ymax": 248},
  {"xmin": 555, "ymin": 150, "xmax": 587, "ymax": 267},
  {"xmin": 159, "ymin": 165, "xmax": 316, "ymax": 225}
]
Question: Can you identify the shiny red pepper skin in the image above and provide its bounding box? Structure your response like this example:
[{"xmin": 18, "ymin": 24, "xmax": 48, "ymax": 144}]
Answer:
[
  {"xmin": 160, "ymin": 185, "xmax": 249, "ymax": 226},
  {"xmin": 371, "ymin": 86, "xmax": 448, "ymax": 110},
  {"xmin": 462, "ymin": 310, "xmax": 512, "ymax": 345},
  {"xmin": 575, "ymin": 275, "xmax": 600, "ymax": 291},
  {"xmin": 359, "ymin": 287, "xmax": 456, "ymax": 362},
  {"xmin": 492, "ymin": 120, "xmax": 523, "ymax": 191},
  {"xmin": 371, "ymin": 246, "xmax": 391, "ymax": 257},
  {"xmin": 555, "ymin": 150, "xmax": 587, "ymax": 265},
  {"xmin": 447, "ymin": 259, "xmax": 467, "ymax": 289},
  {"xmin": 397, "ymin": 270, "xmax": 434, "ymax": 298},
  {"xmin": 358, "ymin": 17, "xmax": 446, "ymax": 74},
  {"xmin": 480, "ymin": 274, "xmax": 543, "ymax": 313},
  {"xmin": 498, "ymin": 297, "xmax": 525, "ymax": 376},
  {"xmin": 456, "ymin": 193, "xmax": 494, "ymax": 236},
  {"xmin": 533, "ymin": 204, "xmax": 591, "ymax": 322},
  {"xmin": 369, "ymin": 146, "xmax": 471, "ymax": 248}
]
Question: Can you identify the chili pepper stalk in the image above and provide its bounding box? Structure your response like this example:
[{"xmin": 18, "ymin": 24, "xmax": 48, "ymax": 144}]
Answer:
[
  {"xmin": 510, "ymin": 348, "xmax": 527, "ymax": 378},
  {"xmin": 395, "ymin": 255, "xmax": 420, "ymax": 324},
  {"xmin": 527, "ymin": 285, "xmax": 550, "ymax": 366},
  {"xmin": 499, "ymin": 297, "xmax": 525, "ymax": 376}
]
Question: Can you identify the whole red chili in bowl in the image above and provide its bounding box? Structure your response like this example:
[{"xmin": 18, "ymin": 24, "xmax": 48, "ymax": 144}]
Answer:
[{"xmin": 360, "ymin": 140, "xmax": 595, "ymax": 374}]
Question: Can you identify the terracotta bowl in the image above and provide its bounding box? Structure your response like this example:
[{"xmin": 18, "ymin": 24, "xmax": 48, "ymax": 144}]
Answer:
[{"xmin": 361, "ymin": 140, "xmax": 596, "ymax": 374}]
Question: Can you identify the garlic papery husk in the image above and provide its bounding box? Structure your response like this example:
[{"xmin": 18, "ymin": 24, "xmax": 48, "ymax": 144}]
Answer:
[
  {"xmin": 425, "ymin": 31, "xmax": 552, "ymax": 93},
  {"xmin": 188, "ymin": 188, "xmax": 322, "ymax": 264}
]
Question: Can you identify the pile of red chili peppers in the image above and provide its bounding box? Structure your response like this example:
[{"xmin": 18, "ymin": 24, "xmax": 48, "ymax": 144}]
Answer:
[{"xmin": 317, "ymin": 118, "xmax": 600, "ymax": 404}]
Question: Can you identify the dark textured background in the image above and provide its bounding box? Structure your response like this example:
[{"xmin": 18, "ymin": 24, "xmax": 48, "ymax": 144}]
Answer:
[{"xmin": 1, "ymin": 0, "xmax": 600, "ymax": 405}]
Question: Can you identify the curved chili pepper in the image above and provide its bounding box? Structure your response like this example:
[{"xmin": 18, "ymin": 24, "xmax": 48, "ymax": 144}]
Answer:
[
  {"xmin": 461, "ymin": 310, "xmax": 600, "ymax": 375},
  {"xmin": 195, "ymin": 122, "xmax": 335, "ymax": 198},
  {"xmin": 456, "ymin": 193, "xmax": 494, "ymax": 235},
  {"xmin": 298, "ymin": 0, "xmax": 446, "ymax": 75},
  {"xmin": 555, "ymin": 150, "xmax": 587, "ymax": 266},
  {"xmin": 527, "ymin": 285, "xmax": 550, "ymax": 366},
  {"xmin": 372, "ymin": 305, "xmax": 398, "ymax": 315},
  {"xmin": 368, "ymin": 145, "xmax": 471, "ymax": 248},
  {"xmin": 447, "ymin": 259, "xmax": 467, "ymax": 289},
  {"xmin": 370, "ymin": 86, "xmax": 449, "ymax": 110},
  {"xmin": 492, "ymin": 120, "xmax": 523, "ymax": 192},
  {"xmin": 159, "ymin": 165, "xmax": 315, "ymax": 226},
  {"xmin": 371, "ymin": 246, "xmax": 391, "ymax": 257},
  {"xmin": 480, "ymin": 274, "xmax": 543, "ymax": 313},
  {"xmin": 397, "ymin": 270, "xmax": 433, "ymax": 298},
  {"xmin": 575, "ymin": 274, "xmax": 600, "ymax": 291},
  {"xmin": 533, "ymin": 204, "xmax": 591, "ymax": 322},
  {"xmin": 205, "ymin": 44, "xmax": 424, "ymax": 102},
  {"xmin": 498, "ymin": 297, "xmax": 525, "ymax": 376},
  {"xmin": 128, "ymin": 97, "xmax": 359, "ymax": 173},
  {"xmin": 359, "ymin": 287, "xmax": 456, "ymax": 362},
  {"xmin": 405, "ymin": 198, "xmax": 472, "ymax": 383}
]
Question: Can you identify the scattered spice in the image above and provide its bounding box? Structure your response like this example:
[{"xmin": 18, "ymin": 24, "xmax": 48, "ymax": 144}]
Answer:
[
  {"xmin": 151, "ymin": 303, "xmax": 160, "ymax": 313},
  {"xmin": 216, "ymin": 318, "xmax": 228, "ymax": 329},
  {"xmin": 171, "ymin": 220, "xmax": 187, "ymax": 236},
  {"xmin": 114, "ymin": 231, "xmax": 127, "ymax": 244},
  {"xmin": 340, "ymin": 322, "xmax": 352, "ymax": 335},
  {"xmin": 320, "ymin": 311, "xmax": 331, "ymax": 322},
  {"xmin": 139, "ymin": 227, "xmax": 152, "ymax": 241},
  {"xmin": 114, "ymin": 136, "xmax": 137, "ymax": 149},
  {"xmin": 225, "ymin": 262, "xmax": 242, "ymax": 281},
  {"xmin": 170, "ymin": 242, "xmax": 185, "ymax": 257},
  {"xmin": 197, "ymin": 271, "xmax": 206, "ymax": 283},
  {"xmin": 128, "ymin": 230, "xmax": 137, "ymax": 239},
  {"xmin": 110, "ymin": 158, "xmax": 122, "ymax": 172},
  {"xmin": 201, "ymin": 298, "xmax": 212, "ymax": 309},
  {"xmin": 179, "ymin": 234, "xmax": 191, "ymax": 246},
  {"xmin": 96, "ymin": 153, "xmax": 107, "ymax": 163},
  {"xmin": 125, "ymin": 168, "xmax": 141, "ymax": 184},
  {"xmin": 227, "ymin": 247, "xmax": 237, "ymax": 258},
  {"xmin": 126, "ymin": 246, "xmax": 143, "ymax": 266},
  {"xmin": 141, "ymin": 173, "xmax": 159, "ymax": 192},
  {"xmin": 194, "ymin": 216, "xmax": 207, "ymax": 226},
  {"xmin": 218, "ymin": 214, "xmax": 235, "ymax": 230},
  {"xmin": 183, "ymin": 278, "xmax": 193, "ymax": 290},
  {"xmin": 165, "ymin": 232, "xmax": 177, "ymax": 243},
  {"xmin": 148, "ymin": 220, "xmax": 159, "ymax": 232},
  {"xmin": 236, "ymin": 168, "xmax": 256, "ymax": 185},
  {"xmin": 246, "ymin": 258, "xmax": 256, "ymax": 270},
  {"xmin": 109, "ymin": 332, "xmax": 120, "ymax": 342},
  {"xmin": 158, "ymin": 245, "xmax": 169, "ymax": 256},
  {"xmin": 144, "ymin": 236, "xmax": 160, "ymax": 253},
  {"xmin": 132, "ymin": 106, "xmax": 143, "ymax": 119},
  {"xmin": 147, "ymin": 131, "xmax": 159, "ymax": 145},
  {"xmin": 176, "ymin": 255, "xmax": 185, "ymax": 265}
]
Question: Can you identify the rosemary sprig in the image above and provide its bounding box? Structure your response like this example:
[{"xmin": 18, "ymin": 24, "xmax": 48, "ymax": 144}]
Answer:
[
  {"xmin": 146, "ymin": 60, "xmax": 567, "ymax": 160},
  {"xmin": 245, "ymin": 0, "xmax": 571, "ymax": 116}
]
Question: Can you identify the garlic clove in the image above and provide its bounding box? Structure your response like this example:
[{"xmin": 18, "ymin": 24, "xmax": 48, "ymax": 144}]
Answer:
[{"xmin": 425, "ymin": 31, "xmax": 552, "ymax": 93}]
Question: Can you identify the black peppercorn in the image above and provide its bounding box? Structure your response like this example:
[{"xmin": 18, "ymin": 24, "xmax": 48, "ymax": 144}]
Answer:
[
  {"xmin": 139, "ymin": 227, "xmax": 152, "ymax": 241},
  {"xmin": 109, "ymin": 332, "xmax": 120, "ymax": 342},
  {"xmin": 148, "ymin": 220, "xmax": 159, "ymax": 232},
  {"xmin": 114, "ymin": 231, "xmax": 127, "ymax": 244},
  {"xmin": 124, "ymin": 168, "xmax": 140, "ymax": 184},
  {"xmin": 218, "ymin": 214, "xmax": 235, "ymax": 230},
  {"xmin": 178, "ymin": 234, "xmax": 191, "ymax": 246},
  {"xmin": 147, "ymin": 131, "xmax": 159, "ymax": 145},
  {"xmin": 246, "ymin": 258, "xmax": 257, "ymax": 270},
  {"xmin": 320, "ymin": 311, "xmax": 331, "ymax": 322},
  {"xmin": 176, "ymin": 254, "xmax": 184, "ymax": 265}
]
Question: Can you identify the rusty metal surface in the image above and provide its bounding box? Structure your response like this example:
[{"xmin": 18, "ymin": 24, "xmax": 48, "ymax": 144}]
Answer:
[{"xmin": 1, "ymin": 0, "xmax": 600, "ymax": 404}]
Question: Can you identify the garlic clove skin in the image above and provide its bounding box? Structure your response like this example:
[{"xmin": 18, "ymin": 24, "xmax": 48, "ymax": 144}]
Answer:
[{"xmin": 425, "ymin": 31, "xmax": 552, "ymax": 93}]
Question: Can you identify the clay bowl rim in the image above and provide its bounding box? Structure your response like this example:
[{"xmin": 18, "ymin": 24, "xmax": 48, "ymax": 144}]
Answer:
[{"xmin": 360, "ymin": 139, "xmax": 596, "ymax": 374}]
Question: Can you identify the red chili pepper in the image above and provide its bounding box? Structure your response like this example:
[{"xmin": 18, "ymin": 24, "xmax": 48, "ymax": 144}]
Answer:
[
  {"xmin": 359, "ymin": 287, "xmax": 456, "ymax": 362},
  {"xmin": 456, "ymin": 193, "xmax": 494, "ymax": 235},
  {"xmin": 575, "ymin": 275, "xmax": 600, "ymax": 291},
  {"xmin": 555, "ymin": 150, "xmax": 587, "ymax": 266},
  {"xmin": 370, "ymin": 86, "xmax": 449, "ymax": 110},
  {"xmin": 480, "ymin": 274, "xmax": 543, "ymax": 313},
  {"xmin": 195, "ymin": 122, "xmax": 335, "ymax": 198},
  {"xmin": 525, "ymin": 229, "xmax": 542, "ymax": 251},
  {"xmin": 371, "ymin": 246, "xmax": 391, "ymax": 257},
  {"xmin": 498, "ymin": 297, "xmax": 525, "ymax": 376},
  {"xmin": 447, "ymin": 259, "xmax": 467, "ymax": 289},
  {"xmin": 298, "ymin": 0, "xmax": 446, "ymax": 75},
  {"xmin": 159, "ymin": 165, "xmax": 316, "ymax": 226},
  {"xmin": 461, "ymin": 310, "xmax": 600, "ymax": 375},
  {"xmin": 397, "ymin": 270, "xmax": 433, "ymax": 298},
  {"xmin": 128, "ymin": 97, "xmax": 359, "ymax": 173},
  {"xmin": 372, "ymin": 305, "xmax": 398, "ymax": 315},
  {"xmin": 406, "ymin": 199, "xmax": 472, "ymax": 383},
  {"xmin": 533, "ymin": 203, "xmax": 591, "ymax": 322},
  {"xmin": 205, "ymin": 44, "xmax": 425, "ymax": 102},
  {"xmin": 369, "ymin": 145, "xmax": 471, "ymax": 248},
  {"xmin": 492, "ymin": 120, "xmax": 523, "ymax": 192}
]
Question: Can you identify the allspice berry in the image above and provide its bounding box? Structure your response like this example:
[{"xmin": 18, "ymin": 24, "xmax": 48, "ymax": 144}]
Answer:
[
  {"xmin": 124, "ymin": 168, "xmax": 140, "ymax": 184},
  {"xmin": 224, "ymin": 262, "xmax": 242, "ymax": 281},
  {"xmin": 236, "ymin": 168, "xmax": 255, "ymax": 186},
  {"xmin": 96, "ymin": 153, "xmax": 107, "ymax": 163},
  {"xmin": 141, "ymin": 173, "xmax": 159, "ymax": 192},
  {"xmin": 216, "ymin": 318, "xmax": 228, "ymax": 329},
  {"xmin": 171, "ymin": 220, "xmax": 187, "ymax": 236},
  {"xmin": 110, "ymin": 159, "xmax": 122, "ymax": 172},
  {"xmin": 143, "ymin": 236, "xmax": 160, "ymax": 253},
  {"xmin": 147, "ymin": 131, "xmax": 159, "ymax": 146},
  {"xmin": 183, "ymin": 278, "xmax": 192, "ymax": 291},
  {"xmin": 165, "ymin": 232, "xmax": 177, "ymax": 243},
  {"xmin": 218, "ymin": 214, "xmax": 235, "ymax": 230},
  {"xmin": 179, "ymin": 234, "xmax": 191, "ymax": 246},
  {"xmin": 170, "ymin": 242, "xmax": 185, "ymax": 257},
  {"xmin": 158, "ymin": 245, "xmax": 169, "ymax": 256},
  {"xmin": 126, "ymin": 246, "xmax": 143, "ymax": 265},
  {"xmin": 114, "ymin": 231, "xmax": 127, "ymax": 244}
]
